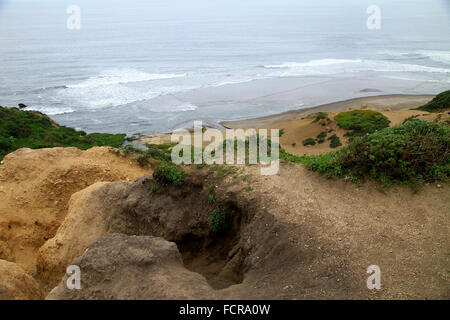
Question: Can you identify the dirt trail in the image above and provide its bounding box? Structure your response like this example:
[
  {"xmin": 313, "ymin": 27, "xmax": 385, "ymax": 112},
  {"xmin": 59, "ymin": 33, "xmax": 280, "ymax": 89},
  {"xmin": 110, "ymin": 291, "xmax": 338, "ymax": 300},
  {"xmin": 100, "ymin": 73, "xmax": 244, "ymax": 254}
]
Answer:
[{"xmin": 0, "ymin": 147, "xmax": 149, "ymax": 275}]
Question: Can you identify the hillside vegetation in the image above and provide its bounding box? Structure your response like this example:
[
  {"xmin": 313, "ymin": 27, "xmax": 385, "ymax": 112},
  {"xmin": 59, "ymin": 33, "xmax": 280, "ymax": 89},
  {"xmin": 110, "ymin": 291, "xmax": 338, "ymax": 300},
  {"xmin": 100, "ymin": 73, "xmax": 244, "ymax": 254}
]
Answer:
[
  {"xmin": 282, "ymin": 120, "xmax": 449, "ymax": 190},
  {"xmin": 415, "ymin": 89, "xmax": 450, "ymax": 112},
  {"xmin": 0, "ymin": 107, "xmax": 126, "ymax": 160}
]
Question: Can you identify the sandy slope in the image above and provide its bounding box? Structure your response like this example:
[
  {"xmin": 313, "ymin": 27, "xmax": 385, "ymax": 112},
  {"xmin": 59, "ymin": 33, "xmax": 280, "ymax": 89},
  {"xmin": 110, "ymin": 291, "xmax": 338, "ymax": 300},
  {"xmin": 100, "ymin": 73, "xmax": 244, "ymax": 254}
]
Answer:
[
  {"xmin": 264, "ymin": 108, "xmax": 449, "ymax": 156},
  {"xmin": 0, "ymin": 147, "xmax": 149, "ymax": 275}
]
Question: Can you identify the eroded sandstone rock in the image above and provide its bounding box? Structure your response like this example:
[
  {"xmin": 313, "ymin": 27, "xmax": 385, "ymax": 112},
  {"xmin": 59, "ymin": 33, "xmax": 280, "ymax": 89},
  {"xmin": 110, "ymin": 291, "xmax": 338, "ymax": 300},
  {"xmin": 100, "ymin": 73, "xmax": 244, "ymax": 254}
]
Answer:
[
  {"xmin": 0, "ymin": 260, "xmax": 43, "ymax": 300},
  {"xmin": 46, "ymin": 234, "xmax": 215, "ymax": 300}
]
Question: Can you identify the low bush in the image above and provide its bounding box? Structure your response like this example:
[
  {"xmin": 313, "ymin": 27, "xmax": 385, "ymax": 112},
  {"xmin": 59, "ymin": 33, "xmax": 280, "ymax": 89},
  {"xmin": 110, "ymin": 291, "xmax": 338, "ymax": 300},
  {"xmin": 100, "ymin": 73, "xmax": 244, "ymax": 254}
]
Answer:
[
  {"xmin": 313, "ymin": 112, "xmax": 328, "ymax": 123},
  {"xmin": 153, "ymin": 165, "xmax": 184, "ymax": 186},
  {"xmin": 328, "ymin": 134, "xmax": 342, "ymax": 148},
  {"xmin": 208, "ymin": 209, "xmax": 227, "ymax": 233},
  {"xmin": 317, "ymin": 131, "xmax": 328, "ymax": 140},
  {"xmin": 335, "ymin": 110, "xmax": 390, "ymax": 137},
  {"xmin": 302, "ymin": 138, "xmax": 316, "ymax": 146},
  {"xmin": 110, "ymin": 144, "xmax": 171, "ymax": 167},
  {"xmin": 302, "ymin": 120, "xmax": 449, "ymax": 190}
]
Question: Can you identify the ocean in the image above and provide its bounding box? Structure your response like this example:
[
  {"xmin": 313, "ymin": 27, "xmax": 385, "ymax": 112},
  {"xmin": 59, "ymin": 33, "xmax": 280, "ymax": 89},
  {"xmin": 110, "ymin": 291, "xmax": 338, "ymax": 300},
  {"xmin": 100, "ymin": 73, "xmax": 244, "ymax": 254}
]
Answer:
[{"xmin": 0, "ymin": 0, "xmax": 449, "ymax": 134}]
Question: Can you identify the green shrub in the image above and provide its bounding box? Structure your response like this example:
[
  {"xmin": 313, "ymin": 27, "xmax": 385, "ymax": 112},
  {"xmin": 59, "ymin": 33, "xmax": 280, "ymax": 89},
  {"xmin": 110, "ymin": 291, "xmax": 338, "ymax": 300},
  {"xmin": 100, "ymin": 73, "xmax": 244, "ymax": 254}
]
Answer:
[
  {"xmin": 416, "ymin": 90, "xmax": 450, "ymax": 112},
  {"xmin": 313, "ymin": 112, "xmax": 328, "ymax": 123},
  {"xmin": 135, "ymin": 154, "xmax": 150, "ymax": 167},
  {"xmin": 302, "ymin": 120, "xmax": 449, "ymax": 189},
  {"xmin": 335, "ymin": 110, "xmax": 390, "ymax": 137},
  {"xmin": 328, "ymin": 134, "xmax": 342, "ymax": 148},
  {"xmin": 316, "ymin": 131, "xmax": 327, "ymax": 144},
  {"xmin": 153, "ymin": 165, "xmax": 184, "ymax": 186},
  {"xmin": 302, "ymin": 138, "xmax": 316, "ymax": 146},
  {"xmin": 145, "ymin": 146, "xmax": 171, "ymax": 161},
  {"xmin": 86, "ymin": 133, "xmax": 125, "ymax": 148},
  {"xmin": 402, "ymin": 115, "xmax": 420, "ymax": 124},
  {"xmin": 317, "ymin": 131, "xmax": 328, "ymax": 140},
  {"xmin": 111, "ymin": 144, "xmax": 172, "ymax": 167},
  {"xmin": 301, "ymin": 152, "xmax": 344, "ymax": 179},
  {"xmin": 208, "ymin": 209, "xmax": 227, "ymax": 232}
]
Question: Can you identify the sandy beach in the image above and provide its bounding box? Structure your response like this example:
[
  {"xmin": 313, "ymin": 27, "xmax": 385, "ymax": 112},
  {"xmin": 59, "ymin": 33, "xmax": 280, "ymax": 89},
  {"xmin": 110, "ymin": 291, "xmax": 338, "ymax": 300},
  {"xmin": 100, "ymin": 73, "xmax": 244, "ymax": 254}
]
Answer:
[
  {"xmin": 221, "ymin": 94, "xmax": 435, "ymax": 129},
  {"xmin": 218, "ymin": 94, "xmax": 447, "ymax": 156},
  {"xmin": 140, "ymin": 94, "xmax": 440, "ymax": 155}
]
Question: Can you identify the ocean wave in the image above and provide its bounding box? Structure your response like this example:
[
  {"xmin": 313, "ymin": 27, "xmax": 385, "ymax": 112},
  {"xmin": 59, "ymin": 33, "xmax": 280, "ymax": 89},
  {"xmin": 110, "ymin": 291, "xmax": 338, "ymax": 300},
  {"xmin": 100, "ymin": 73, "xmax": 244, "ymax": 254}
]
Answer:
[
  {"xmin": 380, "ymin": 50, "xmax": 450, "ymax": 65},
  {"xmin": 66, "ymin": 68, "xmax": 186, "ymax": 89},
  {"xmin": 211, "ymin": 77, "xmax": 261, "ymax": 87},
  {"xmin": 417, "ymin": 50, "xmax": 450, "ymax": 65},
  {"xmin": 362, "ymin": 60, "xmax": 449, "ymax": 73},
  {"xmin": 152, "ymin": 102, "xmax": 198, "ymax": 113},
  {"xmin": 58, "ymin": 83, "xmax": 161, "ymax": 109},
  {"xmin": 264, "ymin": 59, "xmax": 363, "ymax": 69},
  {"xmin": 264, "ymin": 58, "xmax": 450, "ymax": 77},
  {"xmin": 28, "ymin": 106, "xmax": 76, "ymax": 116}
]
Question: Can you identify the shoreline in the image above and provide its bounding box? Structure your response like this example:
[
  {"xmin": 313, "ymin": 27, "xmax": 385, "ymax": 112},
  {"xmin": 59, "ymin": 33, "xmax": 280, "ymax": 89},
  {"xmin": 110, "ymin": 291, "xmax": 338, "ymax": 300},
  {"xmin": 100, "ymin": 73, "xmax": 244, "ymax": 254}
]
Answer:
[
  {"xmin": 220, "ymin": 94, "xmax": 435, "ymax": 129},
  {"xmin": 138, "ymin": 93, "xmax": 436, "ymax": 147}
]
